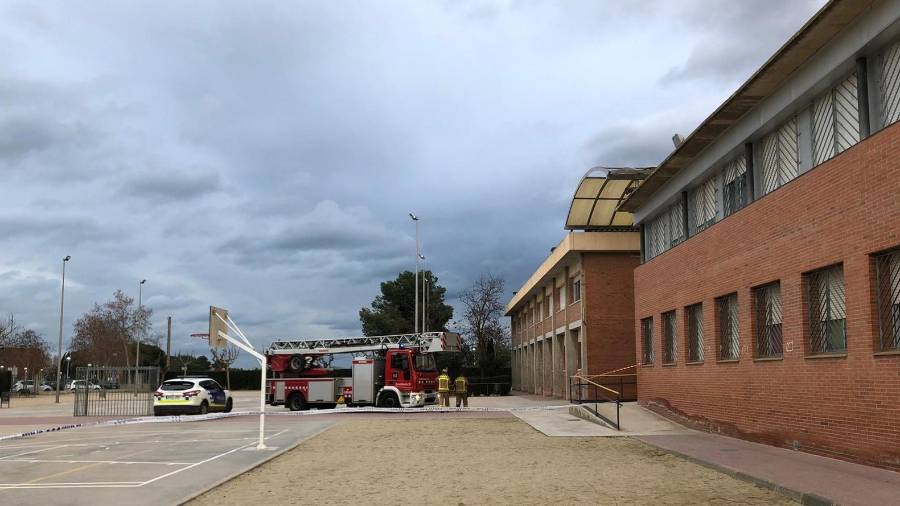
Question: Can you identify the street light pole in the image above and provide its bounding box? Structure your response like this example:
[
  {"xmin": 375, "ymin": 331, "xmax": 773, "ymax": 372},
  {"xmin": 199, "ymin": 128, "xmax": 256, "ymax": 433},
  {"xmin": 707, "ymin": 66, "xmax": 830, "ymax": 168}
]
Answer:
[
  {"xmin": 55, "ymin": 255, "xmax": 70, "ymax": 403},
  {"xmin": 409, "ymin": 213, "xmax": 419, "ymax": 334},
  {"xmin": 136, "ymin": 279, "xmax": 146, "ymax": 390},
  {"xmin": 419, "ymin": 254, "xmax": 426, "ymax": 333}
]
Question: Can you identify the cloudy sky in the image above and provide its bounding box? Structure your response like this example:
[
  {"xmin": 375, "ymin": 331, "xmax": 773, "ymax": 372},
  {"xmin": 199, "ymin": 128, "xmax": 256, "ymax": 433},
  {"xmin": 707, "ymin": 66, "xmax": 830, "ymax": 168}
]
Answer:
[{"xmin": 0, "ymin": 0, "xmax": 825, "ymax": 367}]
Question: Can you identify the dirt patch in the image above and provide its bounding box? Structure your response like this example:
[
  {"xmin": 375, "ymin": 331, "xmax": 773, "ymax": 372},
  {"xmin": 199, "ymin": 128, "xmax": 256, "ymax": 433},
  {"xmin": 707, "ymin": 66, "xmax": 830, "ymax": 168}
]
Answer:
[{"xmin": 190, "ymin": 418, "xmax": 794, "ymax": 505}]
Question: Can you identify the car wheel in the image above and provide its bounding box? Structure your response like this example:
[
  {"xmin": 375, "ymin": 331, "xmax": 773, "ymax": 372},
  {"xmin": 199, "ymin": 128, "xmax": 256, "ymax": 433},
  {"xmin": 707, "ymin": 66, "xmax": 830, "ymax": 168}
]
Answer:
[
  {"xmin": 287, "ymin": 392, "xmax": 306, "ymax": 411},
  {"xmin": 198, "ymin": 401, "xmax": 209, "ymax": 415},
  {"xmin": 377, "ymin": 392, "xmax": 400, "ymax": 408},
  {"xmin": 224, "ymin": 398, "xmax": 233, "ymax": 413}
]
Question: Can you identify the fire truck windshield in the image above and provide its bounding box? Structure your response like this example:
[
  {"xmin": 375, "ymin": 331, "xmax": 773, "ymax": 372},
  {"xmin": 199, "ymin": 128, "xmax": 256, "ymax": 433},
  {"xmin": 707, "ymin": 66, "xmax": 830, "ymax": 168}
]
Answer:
[{"xmin": 413, "ymin": 353, "xmax": 436, "ymax": 372}]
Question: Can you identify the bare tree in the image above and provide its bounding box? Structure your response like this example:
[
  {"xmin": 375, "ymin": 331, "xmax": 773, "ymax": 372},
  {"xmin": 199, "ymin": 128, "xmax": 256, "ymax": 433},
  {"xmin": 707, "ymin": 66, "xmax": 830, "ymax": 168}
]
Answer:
[
  {"xmin": 0, "ymin": 315, "xmax": 51, "ymax": 379},
  {"xmin": 70, "ymin": 290, "xmax": 152, "ymax": 367},
  {"xmin": 460, "ymin": 274, "xmax": 511, "ymax": 375},
  {"xmin": 210, "ymin": 343, "xmax": 240, "ymax": 390}
]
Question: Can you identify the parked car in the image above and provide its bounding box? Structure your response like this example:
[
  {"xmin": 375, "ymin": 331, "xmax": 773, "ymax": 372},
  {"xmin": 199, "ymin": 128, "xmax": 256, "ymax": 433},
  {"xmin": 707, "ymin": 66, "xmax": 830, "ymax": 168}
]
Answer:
[
  {"xmin": 39, "ymin": 383, "xmax": 54, "ymax": 391},
  {"xmin": 153, "ymin": 377, "xmax": 233, "ymax": 416},
  {"xmin": 13, "ymin": 380, "xmax": 35, "ymax": 394},
  {"xmin": 68, "ymin": 380, "xmax": 101, "ymax": 391}
]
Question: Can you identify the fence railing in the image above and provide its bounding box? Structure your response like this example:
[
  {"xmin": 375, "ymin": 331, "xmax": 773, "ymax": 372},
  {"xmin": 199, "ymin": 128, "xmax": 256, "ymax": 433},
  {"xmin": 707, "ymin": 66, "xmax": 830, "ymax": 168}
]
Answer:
[
  {"xmin": 73, "ymin": 366, "xmax": 160, "ymax": 417},
  {"xmin": 569, "ymin": 371, "xmax": 637, "ymax": 431}
]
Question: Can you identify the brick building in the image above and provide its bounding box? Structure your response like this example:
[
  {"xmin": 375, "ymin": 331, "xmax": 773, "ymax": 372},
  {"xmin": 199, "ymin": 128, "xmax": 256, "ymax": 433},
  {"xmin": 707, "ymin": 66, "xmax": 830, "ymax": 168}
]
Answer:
[
  {"xmin": 620, "ymin": 0, "xmax": 900, "ymax": 468},
  {"xmin": 507, "ymin": 168, "xmax": 646, "ymax": 399}
]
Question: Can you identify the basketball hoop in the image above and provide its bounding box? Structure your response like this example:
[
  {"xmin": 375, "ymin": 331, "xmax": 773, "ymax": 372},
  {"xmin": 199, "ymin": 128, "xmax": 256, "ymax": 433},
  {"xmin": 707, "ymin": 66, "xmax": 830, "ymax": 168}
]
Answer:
[{"xmin": 190, "ymin": 333, "xmax": 210, "ymax": 342}]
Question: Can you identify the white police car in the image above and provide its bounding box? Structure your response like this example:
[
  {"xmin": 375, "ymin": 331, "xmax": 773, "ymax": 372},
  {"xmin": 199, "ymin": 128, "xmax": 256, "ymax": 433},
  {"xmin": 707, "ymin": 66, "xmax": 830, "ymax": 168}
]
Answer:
[{"xmin": 153, "ymin": 377, "xmax": 233, "ymax": 416}]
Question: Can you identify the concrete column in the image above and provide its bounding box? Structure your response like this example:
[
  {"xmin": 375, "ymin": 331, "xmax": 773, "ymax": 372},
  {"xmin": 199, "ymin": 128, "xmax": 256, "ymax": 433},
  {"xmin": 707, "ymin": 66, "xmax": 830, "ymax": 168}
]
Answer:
[
  {"xmin": 543, "ymin": 337, "xmax": 552, "ymax": 396},
  {"xmin": 554, "ymin": 333, "xmax": 564, "ymax": 397},
  {"xmin": 565, "ymin": 330, "xmax": 577, "ymax": 400}
]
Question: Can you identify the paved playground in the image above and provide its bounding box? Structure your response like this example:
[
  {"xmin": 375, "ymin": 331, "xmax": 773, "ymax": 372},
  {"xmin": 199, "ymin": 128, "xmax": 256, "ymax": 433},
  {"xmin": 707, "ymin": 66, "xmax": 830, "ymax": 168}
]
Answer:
[{"xmin": 0, "ymin": 416, "xmax": 331, "ymax": 504}]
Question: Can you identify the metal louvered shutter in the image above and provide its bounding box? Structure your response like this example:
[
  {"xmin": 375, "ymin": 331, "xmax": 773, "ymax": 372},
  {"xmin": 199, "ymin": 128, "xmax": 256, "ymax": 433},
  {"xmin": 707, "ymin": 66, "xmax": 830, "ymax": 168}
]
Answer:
[
  {"xmin": 777, "ymin": 117, "xmax": 799, "ymax": 183},
  {"xmin": 691, "ymin": 176, "xmax": 716, "ymax": 231},
  {"xmin": 814, "ymin": 73, "xmax": 860, "ymax": 167},
  {"xmin": 812, "ymin": 91, "xmax": 836, "ymax": 166},
  {"xmin": 669, "ymin": 200, "xmax": 684, "ymax": 245},
  {"xmin": 834, "ymin": 73, "xmax": 860, "ymax": 153},
  {"xmin": 723, "ymin": 155, "xmax": 747, "ymax": 216},
  {"xmin": 881, "ymin": 39, "xmax": 900, "ymax": 127},
  {"xmin": 761, "ymin": 117, "xmax": 799, "ymax": 194}
]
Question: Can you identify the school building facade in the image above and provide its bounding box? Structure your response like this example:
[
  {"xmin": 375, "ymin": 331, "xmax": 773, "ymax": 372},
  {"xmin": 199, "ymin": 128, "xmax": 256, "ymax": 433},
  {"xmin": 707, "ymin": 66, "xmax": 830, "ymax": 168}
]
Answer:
[
  {"xmin": 508, "ymin": 168, "xmax": 646, "ymax": 399},
  {"xmin": 620, "ymin": 0, "xmax": 900, "ymax": 468}
]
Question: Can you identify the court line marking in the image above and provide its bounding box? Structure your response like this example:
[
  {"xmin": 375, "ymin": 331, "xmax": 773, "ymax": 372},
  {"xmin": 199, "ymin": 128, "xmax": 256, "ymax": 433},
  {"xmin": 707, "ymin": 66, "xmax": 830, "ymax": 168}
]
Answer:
[
  {"xmin": 3, "ymin": 459, "xmax": 195, "ymax": 465},
  {"xmin": 0, "ymin": 428, "xmax": 290, "ymax": 490},
  {"xmin": 0, "ymin": 445, "xmax": 69, "ymax": 460}
]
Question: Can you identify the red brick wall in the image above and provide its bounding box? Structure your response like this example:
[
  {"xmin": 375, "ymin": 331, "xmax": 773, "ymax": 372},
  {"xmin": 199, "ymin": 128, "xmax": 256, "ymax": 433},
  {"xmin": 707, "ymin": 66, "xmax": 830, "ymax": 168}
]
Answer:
[
  {"xmin": 634, "ymin": 122, "xmax": 900, "ymax": 469},
  {"xmin": 585, "ymin": 252, "xmax": 640, "ymax": 380}
]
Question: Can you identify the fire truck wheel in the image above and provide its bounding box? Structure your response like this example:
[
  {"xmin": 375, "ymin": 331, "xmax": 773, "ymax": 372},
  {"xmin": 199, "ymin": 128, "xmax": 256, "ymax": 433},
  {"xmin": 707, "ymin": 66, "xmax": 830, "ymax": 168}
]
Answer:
[
  {"xmin": 377, "ymin": 392, "xmax": 399, "ymax": 408},
  {"xmin": 287, "ymin": 392, "xmax": 306, "ymax": 411},
  {"xmin": 288, "ymin": 355, "xmax": 304, "ymax": 372}
]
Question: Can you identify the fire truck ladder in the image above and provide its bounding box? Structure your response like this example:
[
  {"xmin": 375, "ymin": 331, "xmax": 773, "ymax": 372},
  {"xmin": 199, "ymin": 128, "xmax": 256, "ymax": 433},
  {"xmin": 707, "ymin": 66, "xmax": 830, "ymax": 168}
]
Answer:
[{"xmin": 267, "ymin": 331, "xmax": 459, "ymax": 355}]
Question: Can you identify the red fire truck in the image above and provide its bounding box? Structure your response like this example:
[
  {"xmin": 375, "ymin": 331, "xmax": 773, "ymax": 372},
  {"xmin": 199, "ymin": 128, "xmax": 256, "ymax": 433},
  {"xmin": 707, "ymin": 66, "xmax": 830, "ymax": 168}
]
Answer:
[{"xmin": 266, "ymin": 332, "xmax": 461, "ymax": 410}]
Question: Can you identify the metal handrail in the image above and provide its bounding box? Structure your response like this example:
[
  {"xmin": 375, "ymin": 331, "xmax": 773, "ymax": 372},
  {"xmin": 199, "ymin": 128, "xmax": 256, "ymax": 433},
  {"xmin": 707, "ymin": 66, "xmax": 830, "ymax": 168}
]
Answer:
[{"xmin": 569, "ymin": 375, "xmax": 624, "ymax": 430}]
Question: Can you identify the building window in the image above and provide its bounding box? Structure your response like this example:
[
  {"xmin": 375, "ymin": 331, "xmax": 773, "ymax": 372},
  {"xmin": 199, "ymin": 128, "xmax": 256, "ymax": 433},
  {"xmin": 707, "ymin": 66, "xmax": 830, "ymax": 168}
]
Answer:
[
  {"xmin": 716, "ymin": 293, "xmax": 739, "ymax": 360},
  {"xmin": 875, "ymin": 248, "xmax": 900, "ymax": 351},
  {"xmin": 722, "ymin": 155, "xmax": 748, "ymax": 217},
  {"xmin": 761, "ymin": 116, "xmax": 800, "ymax": 194},
  {"xmin": 537, "ymin": 300, "xmax": 543, "ymax": 322},
  {"xmin": 645, "ymin": 200, "xmax": 685, "ymax": 261},
  {"xmin": 572, "ymin": 278, "xmax": 582, "ymax": 303},
  {"xmin": 662, "ymin": 310, "xmax": 677, "ymax": 364},
  {"xmin": 641, "ymin": 317, "xmax": 654, "ymax": 365},
  {"xmin": 812, "ymin": 73, "xmax": 860, "ymax": 166},
  {"xmin": 686, "ymin": 303, "xmax": 704, "ymax": 362},
  {"xmin": 753, "ymin": 282, "xmax": 783, "ymax": 358},
  {"xmin": 557, "ymin": 285, "xmax": 565, "ymax": 311},
  {"xmin": 880, "ymin": 39, "xmax": 900, "ymax": 127},
  {"xmin": 807, "ymin": 265, "xmax": 847, "ymax": 354},
  {"xmin": 690, "ymin": 176, "xmax": 717, "ymax": 233}
]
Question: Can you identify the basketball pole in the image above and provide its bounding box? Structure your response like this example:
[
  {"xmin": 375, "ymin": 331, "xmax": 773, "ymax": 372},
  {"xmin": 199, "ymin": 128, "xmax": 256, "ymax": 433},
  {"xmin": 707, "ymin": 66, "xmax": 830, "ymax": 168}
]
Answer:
[{"xmin": 214, "ymin": 313, "xmax": 268, "ymax": 450}]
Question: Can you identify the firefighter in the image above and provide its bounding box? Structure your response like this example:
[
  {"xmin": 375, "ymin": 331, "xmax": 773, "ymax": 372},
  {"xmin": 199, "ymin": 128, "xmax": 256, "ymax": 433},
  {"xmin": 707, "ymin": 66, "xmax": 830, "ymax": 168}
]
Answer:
[
  {"xmin": 454, "ymin": 373, "xmax": 468, "ymax": 408},
  {"xmin": 437, "ymin": 368, "xmax": 451, "ymax": 407}
]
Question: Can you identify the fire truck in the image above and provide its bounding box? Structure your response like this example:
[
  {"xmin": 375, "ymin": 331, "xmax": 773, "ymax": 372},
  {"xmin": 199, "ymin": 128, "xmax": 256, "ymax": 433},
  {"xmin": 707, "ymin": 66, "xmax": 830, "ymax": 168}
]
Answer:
[{"xmin": 266, "ymin": 332, "xmax": 461, "ymax": 410}]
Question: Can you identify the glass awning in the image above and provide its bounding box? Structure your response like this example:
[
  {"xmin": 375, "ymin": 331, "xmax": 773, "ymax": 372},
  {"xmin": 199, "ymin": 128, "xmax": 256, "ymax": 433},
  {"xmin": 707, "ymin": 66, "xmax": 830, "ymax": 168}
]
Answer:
[{"xmin": 565, "ymin": 167, "xmax": 653, "ymax": 231}]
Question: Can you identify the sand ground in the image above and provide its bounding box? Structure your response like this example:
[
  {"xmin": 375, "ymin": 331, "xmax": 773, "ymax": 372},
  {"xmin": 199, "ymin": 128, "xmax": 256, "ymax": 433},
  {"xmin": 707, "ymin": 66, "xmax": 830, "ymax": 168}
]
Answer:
[{"xmin": 190, "ymin": 417, "xmax": 794, "ymax": 505}]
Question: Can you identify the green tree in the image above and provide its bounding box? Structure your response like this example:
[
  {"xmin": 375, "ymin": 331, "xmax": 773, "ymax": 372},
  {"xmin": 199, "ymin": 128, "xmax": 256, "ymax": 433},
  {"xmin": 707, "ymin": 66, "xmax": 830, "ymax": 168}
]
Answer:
[{"xmin": 359, "ymin": 270, "xmax": 453, "ymax": 335}]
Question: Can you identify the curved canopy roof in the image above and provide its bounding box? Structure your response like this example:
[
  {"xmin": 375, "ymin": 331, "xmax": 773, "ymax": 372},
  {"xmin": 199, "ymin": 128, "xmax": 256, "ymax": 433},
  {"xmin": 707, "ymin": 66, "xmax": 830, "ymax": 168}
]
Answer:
[{"xmin": 565, "ymin": 167, "xmax": 652, "ymax": 231}]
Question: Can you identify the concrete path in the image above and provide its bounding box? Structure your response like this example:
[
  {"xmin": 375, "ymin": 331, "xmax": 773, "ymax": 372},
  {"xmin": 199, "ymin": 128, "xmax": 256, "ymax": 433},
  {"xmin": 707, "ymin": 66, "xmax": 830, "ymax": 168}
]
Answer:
[
  {"xmin": 512, "ymin": 400, "xmax": 689, "ymax": 437},
  {"xmin": 637, "ymin": 432, "xmax": 900, "ymax": 506}
]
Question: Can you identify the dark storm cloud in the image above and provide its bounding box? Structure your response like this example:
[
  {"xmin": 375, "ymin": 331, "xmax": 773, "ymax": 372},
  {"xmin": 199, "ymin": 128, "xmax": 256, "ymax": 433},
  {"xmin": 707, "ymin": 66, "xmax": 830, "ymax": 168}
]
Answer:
[
  {"xmin": 0, "ymin": 1, "xmax": 827, "ymax": 366},
  {"xmin": 661, "ymin": 0, "xmax": 826, "ymax": 84},
  {"xmin": 122, "ymin": 167, "xmax": 223, "ymax": 203}
]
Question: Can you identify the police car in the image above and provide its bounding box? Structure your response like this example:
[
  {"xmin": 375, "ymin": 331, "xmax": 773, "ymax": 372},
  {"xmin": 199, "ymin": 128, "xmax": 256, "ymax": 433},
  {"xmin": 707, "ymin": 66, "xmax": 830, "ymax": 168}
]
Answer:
[{"xmin": 153, "ymin": 377, "xmax": 233, "ymax": 416}]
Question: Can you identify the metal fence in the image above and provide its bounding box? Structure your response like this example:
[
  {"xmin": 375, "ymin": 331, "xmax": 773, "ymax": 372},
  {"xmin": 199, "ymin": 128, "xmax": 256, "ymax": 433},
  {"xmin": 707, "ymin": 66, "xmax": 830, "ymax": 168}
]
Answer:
[{"xmin": 73, "ymin": 366, "xmax": 160, "ymax": 417}]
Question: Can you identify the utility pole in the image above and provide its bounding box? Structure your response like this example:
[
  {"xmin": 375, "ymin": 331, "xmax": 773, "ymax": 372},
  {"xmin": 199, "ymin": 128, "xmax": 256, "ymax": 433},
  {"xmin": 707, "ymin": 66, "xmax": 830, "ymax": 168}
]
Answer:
[
  {"xmin": 135, "ymin": 279, "xmax": 146, "ymax": 392},
  {"xmin": 55, "ymin": 255, "xmax": 70, "ymax": 403},
  {"xmin": 165, "ymin": 316, "xmax": 172, "ymax": 377}
]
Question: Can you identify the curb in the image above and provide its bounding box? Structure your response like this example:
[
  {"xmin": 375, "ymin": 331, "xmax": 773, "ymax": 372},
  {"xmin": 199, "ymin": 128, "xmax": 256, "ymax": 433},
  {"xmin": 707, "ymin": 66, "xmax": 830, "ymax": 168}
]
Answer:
[{"xmin": 635, "ymin": 438, "xmax": 836, "ymax": 506}]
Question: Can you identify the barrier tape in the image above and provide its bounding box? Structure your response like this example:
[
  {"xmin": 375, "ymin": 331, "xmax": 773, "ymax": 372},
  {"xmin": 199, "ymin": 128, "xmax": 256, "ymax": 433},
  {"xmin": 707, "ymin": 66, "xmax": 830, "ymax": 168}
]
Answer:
[{"xmin": 0, "ymin": 404, "xmax": 572, "ymax": 443}]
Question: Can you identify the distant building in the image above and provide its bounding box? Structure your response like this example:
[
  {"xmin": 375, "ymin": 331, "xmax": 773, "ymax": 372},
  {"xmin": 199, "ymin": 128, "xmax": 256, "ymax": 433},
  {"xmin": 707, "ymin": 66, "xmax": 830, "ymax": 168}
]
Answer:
[
  {"xmin": 507, "ymin": 168, "xmax": 648, "ymax": 399},
  {"xmin": 620, "ymin": 0, "xmax": 900, "ymax": 468}
]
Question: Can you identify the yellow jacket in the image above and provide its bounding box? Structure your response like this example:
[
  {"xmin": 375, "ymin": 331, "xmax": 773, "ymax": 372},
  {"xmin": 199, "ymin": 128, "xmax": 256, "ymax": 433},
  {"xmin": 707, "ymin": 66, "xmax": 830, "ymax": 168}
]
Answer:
[
  {"xmin": 454, "ymin": 376, "xmax": 468, "ymax": 394},
  {"xmin": 438, "ymin": 374, "xmax": 451, "ymax": 392}
]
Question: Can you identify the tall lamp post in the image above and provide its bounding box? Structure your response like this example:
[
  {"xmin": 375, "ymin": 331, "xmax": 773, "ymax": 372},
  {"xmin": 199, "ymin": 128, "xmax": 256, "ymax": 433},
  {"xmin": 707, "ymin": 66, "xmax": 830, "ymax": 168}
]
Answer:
[
  {"xmin": 55, "ymin": 255, "xmax": 71, "ymax": 403},
  {"xmin": 136, "ymin": 279, "xmax": 146, "ymax": 389},
  {"xmin": 409, "ymin": 213, "xmax": 420, "ymax": 334},
  {"xmin": 419, "ymin": 254, "xmax": 426, "ymax": 333}
]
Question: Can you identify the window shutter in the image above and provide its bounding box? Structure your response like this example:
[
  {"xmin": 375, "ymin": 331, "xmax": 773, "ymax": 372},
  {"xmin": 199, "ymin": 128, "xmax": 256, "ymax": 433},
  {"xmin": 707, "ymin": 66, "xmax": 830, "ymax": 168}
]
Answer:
[
  {"xmin": 880, "ymin": 39, "xmax": 900, "ymax": 127},
  {"xmin": 812, "ymin": 91, "xmax": 836, "ymax": 166},
  {"xmin": 833, "ymin": 73, "xmax": 860, "ymax": 154}
]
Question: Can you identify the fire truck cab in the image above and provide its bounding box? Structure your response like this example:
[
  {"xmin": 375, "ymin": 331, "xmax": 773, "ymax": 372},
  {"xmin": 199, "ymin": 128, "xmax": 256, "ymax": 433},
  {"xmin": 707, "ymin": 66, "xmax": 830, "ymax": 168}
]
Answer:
[{"xmin": 266, "ymin": 332, "xmax": 459, "ymax": 410}]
